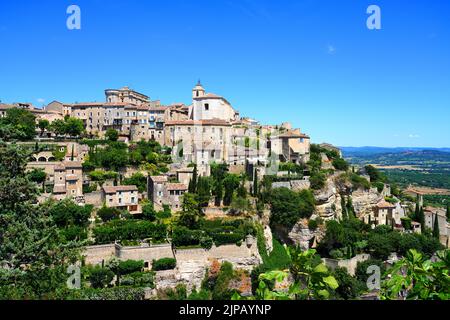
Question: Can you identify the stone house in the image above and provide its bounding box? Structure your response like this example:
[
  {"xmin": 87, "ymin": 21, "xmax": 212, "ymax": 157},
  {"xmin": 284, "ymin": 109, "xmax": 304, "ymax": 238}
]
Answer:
[
  {"xmin": 102, "ymin": 185, "xmax": 141, "ymax": 214},
  {"xmin": 53, "ymin": 161, "xmax": 83, "ymax": 201},
  {"xmin": 148, "ymin": 176, "xmax": 188, "ymax": 212},
  {"xmin": 369, "ymin": 200, "xmax": 397, "ymax": 227}
]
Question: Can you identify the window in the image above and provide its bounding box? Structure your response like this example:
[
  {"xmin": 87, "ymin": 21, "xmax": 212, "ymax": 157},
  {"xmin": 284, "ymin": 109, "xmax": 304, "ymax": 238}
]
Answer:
[{"xmin": 205, "ymin": 103, "xmax": 209, "ymax": 111}]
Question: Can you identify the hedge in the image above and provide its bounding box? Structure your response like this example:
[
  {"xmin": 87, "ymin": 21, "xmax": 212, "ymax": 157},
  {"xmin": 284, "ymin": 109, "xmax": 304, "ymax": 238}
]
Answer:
[
  {"xmin": 211, "ymin": 232, "xmax": 244, "ymax": 247},
  {"xmin": 152, "ymin": 258, "xmax": 177, "ymax": 271},
  {"xmin": 93, "ymin": 220, "xmax": 167, "ymax": 244},
  {"xmin": 117, "ymin": 260, "xmax": 144, "ymax": 275}
]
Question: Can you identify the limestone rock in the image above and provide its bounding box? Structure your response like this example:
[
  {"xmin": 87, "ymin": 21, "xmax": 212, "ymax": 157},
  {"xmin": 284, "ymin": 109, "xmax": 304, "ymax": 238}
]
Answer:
[{"xmin": 263, "ymin": 225, "xmax": 273, "ymax": 254}]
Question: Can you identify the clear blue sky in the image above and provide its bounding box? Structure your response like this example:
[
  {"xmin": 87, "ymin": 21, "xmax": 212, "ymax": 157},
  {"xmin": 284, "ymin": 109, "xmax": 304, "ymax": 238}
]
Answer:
[{"xmin": 0, "ymin": 0, "xmax": 449, "ymax": 147}]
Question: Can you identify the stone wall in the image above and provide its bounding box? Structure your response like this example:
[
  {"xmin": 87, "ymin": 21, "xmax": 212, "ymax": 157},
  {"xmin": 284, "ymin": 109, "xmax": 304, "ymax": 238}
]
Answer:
[
  {"xmin": 83, "ymin": 243, "xmax": 174, "ymax": 267},
  {"xmin": 84, "ymin": 244, "xmax": 116, "ymax": 265},
  {"xmin": 118, "ymin": 244, "xmax": 175, "ymax": 265},
  {"xmin": 84, "ymin": 191, "xmax": 103, "ymax": 206},
  {"xmin": 322, "ymin": 254, "xmax": 370, "ymax": 276}
]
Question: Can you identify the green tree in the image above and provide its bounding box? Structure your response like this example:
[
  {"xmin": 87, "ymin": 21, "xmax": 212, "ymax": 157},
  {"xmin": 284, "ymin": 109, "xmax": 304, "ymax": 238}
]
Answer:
[
  {"xmin": 213, "ymin": 181, "xmax": 223, "ymax": 207},
  {"xmin": 0, "ymin": 143, "xmax": 81, "ymax": 299},
  {"xmin": 142, "ymin": 203, "xmax": 157, "ymax": 221},
  {"xmin": 332, "ymin": 158, "xmax": 349, "ymax": 171},
  {"xmin": 269, "ymin": 188, "xmax": 315, "ymax": 228},
  {"xmin": 188, "ymin": 164, "xmax": 198, "ymax": 193},
  {"xmin": 432, "ymin": 214, "xmax": 440, "ymax": 239},
  {"xmin": 223, "ymin": 174, "xmax": 240, "ymax": 206},
  {"xmin": 88, "ymin": 266, "xmax": 114, "ymax": 289},
  {"xmin": 27, "ymin": 168, "xmax": 47, "ymax": 192},
  {"xmin": 196, "ymin": 176, "xmax": 211, "ymax": 207},
  {"xmin": 97, "ymin": 206, "xmax": 121, "ymax": 222},
  {"xmin": 38, "ymin": 119, "xmax": 49, "ymax": 136},
  {"xmin": 419, "ymin": 207, "xmax": 425, "ymax": 233},
  {"xmin": 50, "ymin": 119, "xmax": 67, "ymax": 137},
  {"xmin": 179, "ymin": 193, "xmax": 202, "ymax": 229},
  {"xmin": 0, "ymin": 108, "xmax": 36, "ymax": 140},
  {"xmin": 64, "ymin": 117, "xmax": 84, "ymax": 137},
  {"xmin": 105, "ymin": 128, "xmax": 119, "ymax": 142}
]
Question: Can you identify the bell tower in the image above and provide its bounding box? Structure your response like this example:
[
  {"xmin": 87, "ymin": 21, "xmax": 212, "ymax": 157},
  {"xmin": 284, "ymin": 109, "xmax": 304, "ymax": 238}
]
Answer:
[{"xmin": 192, "ymin": 80, "xmax": 205, "ymax": 99}]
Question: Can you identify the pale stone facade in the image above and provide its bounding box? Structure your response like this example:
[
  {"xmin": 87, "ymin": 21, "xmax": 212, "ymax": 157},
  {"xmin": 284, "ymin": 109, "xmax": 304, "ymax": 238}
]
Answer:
[
  {"xmin": 102, "ymin": 185, "xmax": 142, "ymax": 214},
  {"xmin": 148, "ymin": 176, "xmax": 188, "ymax": 211},
  {"xmin": 53, "ymin": 161, "xmax": 83, "ymax": 200}
]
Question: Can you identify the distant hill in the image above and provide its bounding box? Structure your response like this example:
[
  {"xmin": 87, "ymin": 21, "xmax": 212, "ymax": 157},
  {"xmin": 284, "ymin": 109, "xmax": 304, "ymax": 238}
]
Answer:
[{"xmin": 340, "ymin": 146, "xmax": 450, "ymax": 157}]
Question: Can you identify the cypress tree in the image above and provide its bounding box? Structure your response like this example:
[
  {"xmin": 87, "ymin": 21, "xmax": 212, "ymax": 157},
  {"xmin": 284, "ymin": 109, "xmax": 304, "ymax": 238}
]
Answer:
[
  {"xmin": 446, "ymin": 204, "xmax": 450, "ymax": 222},
  {"xmin": 341, "ymin": 195, "xmax": 347, "ymax": 220},
  {"xmin": 419, "ymin": 207, "xmax": 425, "ymax": 233},
  {"xmin": 346, "ymin": 196, "xmax": 355, "ymax": 219},
  {"xmin": 188, "ymin": 164, "xmax": 198, "ymax": 193},
  {"xmin": 414, "ymin": 195, "xmax": 420, "ymax": 221},
  {"xmin": 433, "ymin": 214, "xmax": 440, "ymax": 239},
  {"xmin": 70, "ymin": 145, "xmax": 75, "ymax": 161}
]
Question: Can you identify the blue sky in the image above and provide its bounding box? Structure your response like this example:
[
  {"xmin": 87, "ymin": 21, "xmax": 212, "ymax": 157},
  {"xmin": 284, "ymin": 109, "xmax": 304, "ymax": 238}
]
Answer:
[{"xmin": 0, "ymin": 0, "xmax": 449, "ymax": 147}]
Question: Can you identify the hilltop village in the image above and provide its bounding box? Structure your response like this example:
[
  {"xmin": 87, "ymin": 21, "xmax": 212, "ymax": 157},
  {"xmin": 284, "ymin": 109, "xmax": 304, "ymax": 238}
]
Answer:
[{"xmin": 0, "ymin": 83, "xmax": 448, "ymax": 300}]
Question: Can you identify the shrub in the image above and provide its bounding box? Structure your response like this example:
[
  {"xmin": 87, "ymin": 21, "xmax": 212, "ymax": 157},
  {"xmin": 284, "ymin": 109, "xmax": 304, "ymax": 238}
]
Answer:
[
  {"xmin": 310, "ymin": 171, "xmax": 326, "ymax": 190},
  {"xmin": 88, "ymin": 266, "xmax": 114, "ymax": 289},
  {"xmin": 120, "ymin": 272, "xmax": 155, "ymax": 288},
  {"xmin": 117, "ymin": 260, "xmax": 144, "ymax": 275},
  {"xmin": 200, "ymin": 236, "xmax": 213, "ymax": 250},
  {"xmin": 211, "ymin": 232, "xmax": 244, "ymax": 247},
  {"xmin": 142, "ymin": 203, "xmax": 156, "ymax": 221},
  {"xmin": 172, "ymin": 226, "xmax": 203, "ymax": 247},
  {"xmin": 152, "ymin": 258, "xmax": 177, "ymax": 271},
  {"xmin": 269, "ymin": 188, "xmax": 315, "ymax": 228},
  {"xmin": 308, "ymin": 219, "xmax": 319, "ymax": 230},
  {"xmin": 97, "ymin": 206, "xmax": 121, "ymax": 222},
  {"xmin": 332, "ymin": 158, "xmax": 349, "ymax": 171}
]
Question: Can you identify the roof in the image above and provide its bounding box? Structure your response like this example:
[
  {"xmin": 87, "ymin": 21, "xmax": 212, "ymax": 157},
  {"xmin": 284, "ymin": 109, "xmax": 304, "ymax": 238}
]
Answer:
[
  {"xmin": 150, "ymin": 176, "xmax": 168, "ymax": 183},
  {"xmin": 63, "ymin": 161, "xmax": 83, "ymax": 168},
  {"xmin": 103, "ymin": 185, "xmax": 138, "ymax": 194},
  {"xmin": 166, "ymin": 183, "xmax": 188, "ymax": 191},
  {"xmin": 376, "ymin": 200, "xmax": 396, "ymax": 208},
  {"xmin": 278, "ymin": 131, "xmax": 310, "ymax": 139}
]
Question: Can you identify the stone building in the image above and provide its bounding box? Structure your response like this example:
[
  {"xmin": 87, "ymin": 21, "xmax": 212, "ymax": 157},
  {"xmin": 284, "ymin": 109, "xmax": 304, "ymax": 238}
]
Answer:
[
  {"xmin": 53, "ymin": 161, "xmax": 83, "ymax": 201},
  {"xmin": 102, "ymin": 185, "xmax": 141, "ymax": 214},
  {"xmin": 368, "ymin": 200, "xmax": 397, "ymax": 227},
  {"xmin": 105, "ymin": 86, "xmax": 149, "ymax": 105},
  {"xmin": 148, "ymin": 176, "xmax": 188, "ymax": 211}
]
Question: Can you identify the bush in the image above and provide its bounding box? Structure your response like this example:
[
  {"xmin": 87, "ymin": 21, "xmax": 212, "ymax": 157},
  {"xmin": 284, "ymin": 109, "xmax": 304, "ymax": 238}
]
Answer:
[
  {"xmin": 88, "ymin": 266, "xmax": 114, "ymax": 289},
  {"xmin": 60, "ymin": 225, "xmax": 88, "ymax": 242},
  {"xmin": 97, "ymin": 206, "xmax": 121, "ymax": 222},
  {"xmin": 172, "ymin": 227, "xmax": 202, "ymax": 247},
  {"xmin": 332, "ymin": 158, "xmax": 349, "ymax": 171},
  {"xmin": 117, "ymin": 260, "xmax": 144, "ymax": 275},
  {"xmin": 120, "ymin": 272, "xmax": 155, "ymax": 288},
  {"xmin": 211, "ymin": 232, "xmax": 244, "ymax": 247},
  {"xmin": 269, "ymin": 188, "xmax": 315, "ymax": 228},
  {"xmin": 310, "ymin": 171, "xmax": 326, "ymax": 190},
  {"xmin": 200, "ymin": 236, "xmax": 213, "ymax": 250},
  {"xmin": 152, "ymin": 258, "xmax": 177, "ymax": 271},
  {"xmin": 142, "ymin": 203, "xmax": 156, "ymax": 221},
  {"xmin": 308, "ymin": 219, "xmax": 319, "ymax": 230}
]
